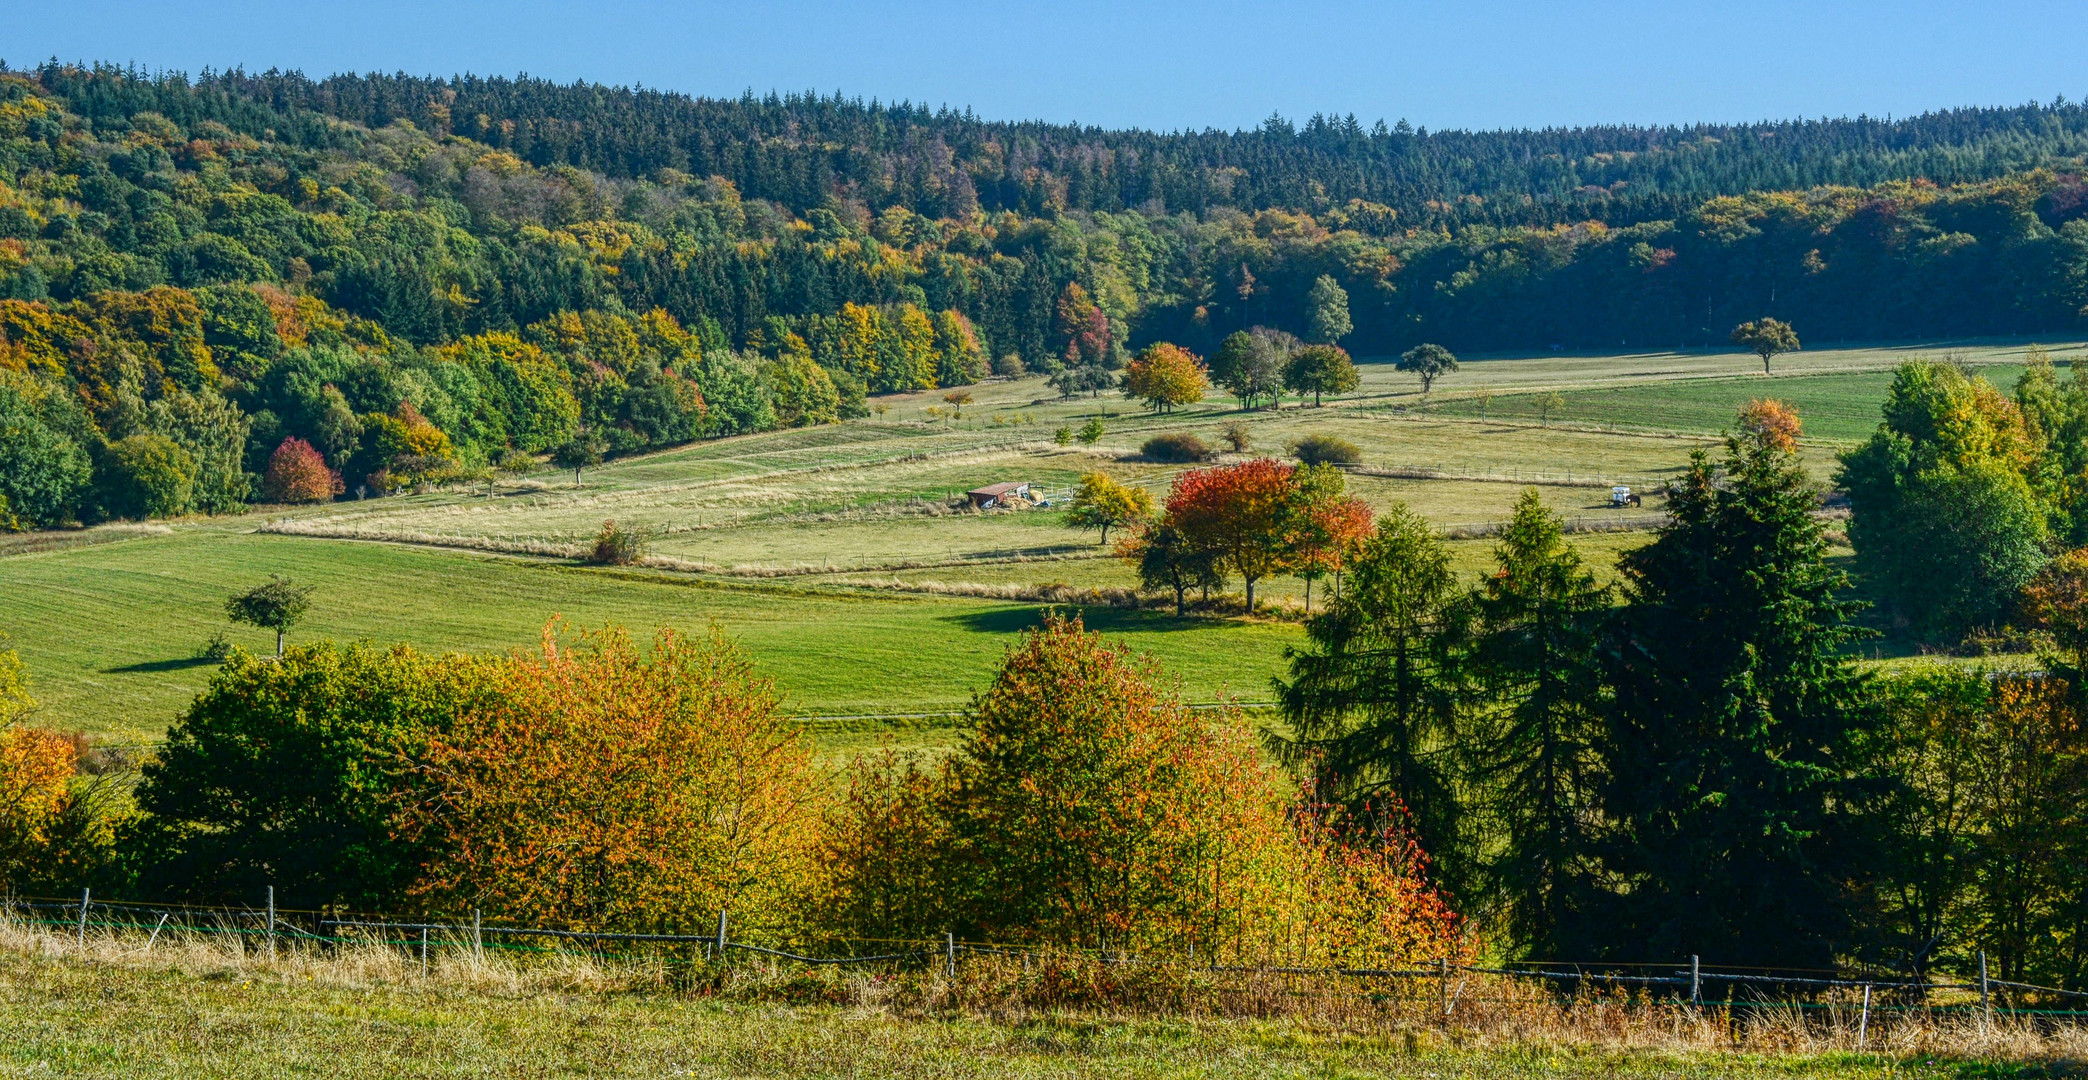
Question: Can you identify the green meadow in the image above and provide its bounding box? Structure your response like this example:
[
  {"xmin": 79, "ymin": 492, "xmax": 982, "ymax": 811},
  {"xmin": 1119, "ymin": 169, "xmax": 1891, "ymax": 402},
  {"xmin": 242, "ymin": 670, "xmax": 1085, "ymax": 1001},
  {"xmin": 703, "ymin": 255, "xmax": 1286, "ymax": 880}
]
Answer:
[{"xmin": 4, "ymin": 339, "xmax": 2075, "ymax": 744}]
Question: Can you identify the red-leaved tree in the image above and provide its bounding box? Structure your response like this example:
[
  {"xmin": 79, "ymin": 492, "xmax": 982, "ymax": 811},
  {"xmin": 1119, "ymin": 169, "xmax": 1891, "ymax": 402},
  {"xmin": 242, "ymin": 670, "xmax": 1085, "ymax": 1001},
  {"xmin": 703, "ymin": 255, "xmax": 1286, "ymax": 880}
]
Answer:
[
  {"xmin": 261, "ymin": 437, "xmax": 342, "ymax": 504},
  {"xmin": 1166, "ymin": 459, "xmax": 1299, "ymax": 612}
]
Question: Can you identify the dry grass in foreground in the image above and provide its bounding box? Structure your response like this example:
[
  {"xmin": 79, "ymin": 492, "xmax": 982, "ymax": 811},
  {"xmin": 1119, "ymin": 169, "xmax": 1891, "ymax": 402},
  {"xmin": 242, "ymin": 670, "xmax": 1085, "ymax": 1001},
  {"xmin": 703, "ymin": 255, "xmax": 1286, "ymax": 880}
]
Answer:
[{"xmin": 0, "ymin": 917, "xmax": 2081, "ymax": 1078}]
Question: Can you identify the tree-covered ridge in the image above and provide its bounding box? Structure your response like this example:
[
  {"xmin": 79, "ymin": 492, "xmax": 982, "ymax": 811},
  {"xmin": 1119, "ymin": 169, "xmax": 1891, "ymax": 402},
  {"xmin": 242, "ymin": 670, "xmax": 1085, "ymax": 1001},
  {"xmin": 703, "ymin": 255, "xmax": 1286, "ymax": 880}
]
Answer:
[
  {"xmin": 12, "ymin": 60, "xmax": 2088, "ymax": 527},
  {"xmin": 37, "ymin": 63, "xmax": 2088, "ymax": 230}
]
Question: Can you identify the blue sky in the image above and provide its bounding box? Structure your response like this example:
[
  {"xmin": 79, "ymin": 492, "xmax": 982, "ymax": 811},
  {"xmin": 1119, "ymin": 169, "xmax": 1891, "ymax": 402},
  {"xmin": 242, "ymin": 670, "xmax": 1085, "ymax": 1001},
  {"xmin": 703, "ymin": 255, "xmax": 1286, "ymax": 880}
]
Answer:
[{"xmin": 7, "ymin": 0, "xmax": 2085, "ymax": 132}]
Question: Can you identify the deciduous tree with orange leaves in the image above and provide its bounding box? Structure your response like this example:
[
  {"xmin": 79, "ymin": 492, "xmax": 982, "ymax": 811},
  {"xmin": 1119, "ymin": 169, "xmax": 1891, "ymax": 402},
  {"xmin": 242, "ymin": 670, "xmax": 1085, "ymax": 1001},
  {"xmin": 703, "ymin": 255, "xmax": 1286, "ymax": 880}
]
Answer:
[
  {"xmin": 1287, "ymin": 463, "xmax": 1374, "ymax": 613},
  {"xmin": 1120, "ymin": 342, "xmax": 1208, "ymax": 413},
  {"xmin": 398, "ymin": 622, "xmax": 825, "ymax": 935}
]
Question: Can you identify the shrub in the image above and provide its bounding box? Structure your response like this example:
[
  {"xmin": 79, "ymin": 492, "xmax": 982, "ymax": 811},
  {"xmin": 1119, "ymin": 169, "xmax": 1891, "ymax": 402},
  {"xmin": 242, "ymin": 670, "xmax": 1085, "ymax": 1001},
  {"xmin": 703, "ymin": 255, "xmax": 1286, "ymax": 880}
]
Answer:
[
  {"xmin": 1218, "ymin": 421, "xmax": 1253, "ymax": 453},
  {"xmin": 992, "ymin": 353, "xmax": 1027, "ymax": 377},
  {"xmin": 589, "ymin": 519, "xmax": 649, "ymax": 565},
  {"xmin": 1140, "ymin": 432, "xmax": 1211, "ymax": 463},
  {"xmin": 261, "ymin": 437, "xmax": 341, "ymax": 503},
  {"xmin": 396, "ymin": 623, "xmax": 825, "ymax": 935},
  {"xmin": 1288, "ymin": 434, "xmax": 1362, "ymax": 466},
  {"xmin": 1077, "ymin": 417, "xmax": 1106, "ymax": 445}
]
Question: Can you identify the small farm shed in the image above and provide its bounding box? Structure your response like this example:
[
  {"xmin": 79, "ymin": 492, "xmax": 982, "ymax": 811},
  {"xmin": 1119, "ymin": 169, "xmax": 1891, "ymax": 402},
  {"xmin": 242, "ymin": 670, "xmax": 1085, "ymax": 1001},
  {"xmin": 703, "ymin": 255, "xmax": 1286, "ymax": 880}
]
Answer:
[{"xmin": 966, "ymin": 481, "xmax": 1032, "ymax": 509}]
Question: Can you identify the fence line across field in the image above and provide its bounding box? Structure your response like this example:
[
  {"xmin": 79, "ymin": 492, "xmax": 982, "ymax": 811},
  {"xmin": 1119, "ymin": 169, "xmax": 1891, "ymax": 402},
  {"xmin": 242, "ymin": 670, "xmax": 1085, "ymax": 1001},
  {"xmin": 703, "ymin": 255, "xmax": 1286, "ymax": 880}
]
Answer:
[{"xmin": 14, "ymin": 892, "xmax": 2088, "ymax": 1021}]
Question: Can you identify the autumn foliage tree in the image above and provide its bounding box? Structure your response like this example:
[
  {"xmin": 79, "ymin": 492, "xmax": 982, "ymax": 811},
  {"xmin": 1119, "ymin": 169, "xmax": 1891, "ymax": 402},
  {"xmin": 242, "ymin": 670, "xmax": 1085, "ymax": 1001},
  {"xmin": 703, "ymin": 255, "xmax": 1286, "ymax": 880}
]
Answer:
[
  {"xmin": 396, "ymin": 622, "xmax": 825, "ymax": 934},
  {"xmin": 1064, "ymin": 472, "xmax": 1152, "ymax": 545},
  {"xmin": 1166, "ymin": 459, "xmax": 1300, "ymax": 611},
  {"xmin": 1288, "ymin": 464, "xmax": 1374, "ymax": 613},
  {"xmin": 1120, "ymin": 342, "xmax": 1208, "ymax": 413},
  {"xmin": 1738, "ymin": 398, "xmax": 1802, "ymax": 452},
  {"xmin": 260, "ymin": 437, "xmax": 341, "ymax": 504},
  {"xmin": 0, "ymin": 725, "xmax": 75, "ymax": 888},
  {"xmin": 0, "ymin": 646, "xmax": 73, "ymax": 888},
  {"xmin": 825, "ymin": 615, "xmax": 1464, "ymax": 962}
]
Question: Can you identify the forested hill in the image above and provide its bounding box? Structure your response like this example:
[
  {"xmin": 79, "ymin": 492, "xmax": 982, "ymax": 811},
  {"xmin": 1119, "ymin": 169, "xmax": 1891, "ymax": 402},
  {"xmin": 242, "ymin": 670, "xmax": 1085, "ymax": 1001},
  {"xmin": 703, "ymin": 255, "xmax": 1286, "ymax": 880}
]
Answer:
[
  {"xmin": 32, "ymin": 62, "xmax": 2088, "ymax": 228},
  {"xmin": 12, "ymin": 60, "xmax": 2088, "ymax": 531}
]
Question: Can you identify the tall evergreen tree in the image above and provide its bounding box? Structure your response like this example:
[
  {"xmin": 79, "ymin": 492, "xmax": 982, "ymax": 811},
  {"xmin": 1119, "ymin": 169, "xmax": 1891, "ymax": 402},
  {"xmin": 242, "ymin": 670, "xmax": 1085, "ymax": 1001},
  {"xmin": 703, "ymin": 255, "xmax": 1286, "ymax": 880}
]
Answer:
[
  {"xmin": 1466, "ymin": 489, "xmax": 1610, "ymax": 956},
  {"xmin": 1588, "ymin": 407, "xmax": 1876, "ymax": 968},
  {"xmin": 1272, "ymin": 504, "xmax": 1472, "ymax": 896}
]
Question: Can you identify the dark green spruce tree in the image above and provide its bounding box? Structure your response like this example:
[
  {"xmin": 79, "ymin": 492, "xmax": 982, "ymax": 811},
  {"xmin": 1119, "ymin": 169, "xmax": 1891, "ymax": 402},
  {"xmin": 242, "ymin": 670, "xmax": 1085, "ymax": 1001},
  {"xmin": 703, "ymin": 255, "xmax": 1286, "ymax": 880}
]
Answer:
[
  {"xmin": 1588, "ymin": 406, "xmax": 1877, "ymax": 969},
  {"xmin": 1272, "ymin": 504, "xmax": 1473, "ymax": 897},
  {"xmin": 1466, "ymin": 489, "xmax": 1611, "ymax": 957}
]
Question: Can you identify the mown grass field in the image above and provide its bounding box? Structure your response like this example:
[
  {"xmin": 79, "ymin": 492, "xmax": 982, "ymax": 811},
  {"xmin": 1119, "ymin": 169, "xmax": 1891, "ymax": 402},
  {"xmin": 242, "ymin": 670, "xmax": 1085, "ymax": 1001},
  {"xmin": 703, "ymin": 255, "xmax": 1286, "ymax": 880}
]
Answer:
[
  {"xmin": 0, "ymin": 528, "xmax": 1304, "ymax": 743},
  {"xmin": 1, "ymin": 945, "xmax": 2059, "ymax": 1080},
  {"xmin": 3, "ymin": 338, "xmax": 2077, "ymax": 745}
]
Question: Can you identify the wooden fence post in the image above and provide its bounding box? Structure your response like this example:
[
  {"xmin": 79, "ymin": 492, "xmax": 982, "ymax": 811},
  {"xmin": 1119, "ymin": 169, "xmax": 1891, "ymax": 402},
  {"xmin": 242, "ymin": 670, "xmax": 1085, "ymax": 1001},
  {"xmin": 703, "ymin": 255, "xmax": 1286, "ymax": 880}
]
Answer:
[
  {"xmin": 1691, "ymin": 955, "xmax": 1700, "ymax": 1008},
  {"xmin": 75, "ymin": 888, "xmax": 89, "ymax": 949},
  {"xmin": 1979, "ymin": 951, "xmax": 1991, "ymax": 1025},
  {"xmin": 945, "ymin": 932, "xmax": 956, "ymax": 980},
  {"xmin": 266, "ymin": 885, "xmax": 276, "ymax": 961},
  {"xmin": 1437, "ymin": 956, "xmax": 1449, "ymax": 1016},
  {"xmin": 472, "ymin": 909, "xmax": 483, "ymax": 963},
  {"xmin": 419, "ymin": 927, "xmax": 429, "ymax": 976},
  {"xmin": 716, "ymin": 910, "xmax": 728, "ymax": 962},
  {"xmin": 1859, "ymin": 983, "xmax": 1872, "ymax": 1048}
]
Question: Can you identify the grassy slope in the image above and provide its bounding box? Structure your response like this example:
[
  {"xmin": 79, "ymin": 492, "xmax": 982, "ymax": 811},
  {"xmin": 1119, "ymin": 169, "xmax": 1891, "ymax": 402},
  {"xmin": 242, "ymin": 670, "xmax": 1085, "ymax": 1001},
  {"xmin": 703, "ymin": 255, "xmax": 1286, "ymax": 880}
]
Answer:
[
  {"xmin": 0, "ymin": 951, "xmax": 1983, "ymax": 1080},
  {"xmin": 0, "ymin": 529, "xmax": 1297, "ymax": 742},
  {"xmin": 9, "ymin": 340, "xmax": 2074, "ymax": 742}
]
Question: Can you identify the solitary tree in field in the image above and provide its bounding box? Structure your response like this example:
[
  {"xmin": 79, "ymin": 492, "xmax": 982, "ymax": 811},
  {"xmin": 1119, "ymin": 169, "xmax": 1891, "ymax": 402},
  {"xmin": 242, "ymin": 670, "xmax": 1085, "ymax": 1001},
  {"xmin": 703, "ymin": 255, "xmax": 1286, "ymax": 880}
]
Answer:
[
  {"xmin": 1538, "ymin": 391, "xmax": 1566, "ymax": 426},
  {"xmin": 1283, "ymin": 345, "xmax": 1361, "ymax": 407},
  {"xmin": 552, "ymin": 432, "xmax": 607, "ymax": 486},
  {"xmin": 1397, "ymin": 343, "xmax": 1459, "ymax": 394},
  {"xmin": 1307, "ymin": 274, "xmax": 1353, "ymax": 345},
  {"xmin": 491, "ymin": 448, "xmax": 535, "ymax": 496},
  {"xmin": 1121, "ymin": 343, "xmax": 1209, "ymax": 413},
  {"xmin": 226, "ymin": 575, "xmax": 315, "ymax": 656},
  {"xmin": 1731, "ymin": 318, "xmax": 1800, "ymax": 374},
  {"xmin": 1065, "ymin": 472, "xmax": 1153, "ymax": 545}
]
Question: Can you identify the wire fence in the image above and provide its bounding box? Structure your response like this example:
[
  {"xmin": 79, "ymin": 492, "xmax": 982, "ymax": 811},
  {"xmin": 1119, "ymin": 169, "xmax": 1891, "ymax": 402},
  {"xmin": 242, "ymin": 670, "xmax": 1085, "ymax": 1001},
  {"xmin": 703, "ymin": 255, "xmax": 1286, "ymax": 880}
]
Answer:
[{"xmin": 14, "ymin": 890, "xmax": 2088, "ymax": 1021}]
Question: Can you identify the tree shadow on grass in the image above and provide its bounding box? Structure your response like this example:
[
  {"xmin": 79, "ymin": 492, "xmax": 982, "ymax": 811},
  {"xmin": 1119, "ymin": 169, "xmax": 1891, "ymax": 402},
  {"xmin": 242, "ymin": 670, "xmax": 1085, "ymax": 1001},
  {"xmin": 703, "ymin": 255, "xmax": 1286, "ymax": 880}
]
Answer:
[
  {"xmin": 104, "ymin": 657, "xmax": 218, "ymax": 674},
  {"xmin": 944, "ymin": 604, "xmax": 1235, "ymax": 636}
]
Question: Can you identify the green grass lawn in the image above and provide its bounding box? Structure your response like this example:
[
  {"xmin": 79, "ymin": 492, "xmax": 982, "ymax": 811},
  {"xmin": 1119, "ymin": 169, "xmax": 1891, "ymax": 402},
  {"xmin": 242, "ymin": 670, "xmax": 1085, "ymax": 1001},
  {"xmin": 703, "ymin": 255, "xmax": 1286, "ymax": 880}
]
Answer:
[{"xmin": 0, "ymin": 528, "xmax": 1299, "ymax": 742}]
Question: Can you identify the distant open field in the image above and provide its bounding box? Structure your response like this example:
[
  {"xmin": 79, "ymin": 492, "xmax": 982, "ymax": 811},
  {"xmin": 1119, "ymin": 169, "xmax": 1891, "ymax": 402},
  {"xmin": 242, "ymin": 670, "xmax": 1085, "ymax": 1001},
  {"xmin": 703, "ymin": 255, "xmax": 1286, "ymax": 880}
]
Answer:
[{"xmin": 2, "ymin": 338, "xmax": 2073, "ymax": 744}]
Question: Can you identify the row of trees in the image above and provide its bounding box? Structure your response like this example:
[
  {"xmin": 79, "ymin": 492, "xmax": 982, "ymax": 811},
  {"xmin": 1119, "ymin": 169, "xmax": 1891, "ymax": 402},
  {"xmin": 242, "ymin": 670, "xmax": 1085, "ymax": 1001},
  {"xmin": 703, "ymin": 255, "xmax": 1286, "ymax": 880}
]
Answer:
[
  {"xmin": 1091, "ymin": 460, "xmax": 1372, "ymax": 613},
  {"xmin": 0, "ymin": 619, "xmax": 1463, "ymax": 965}
]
